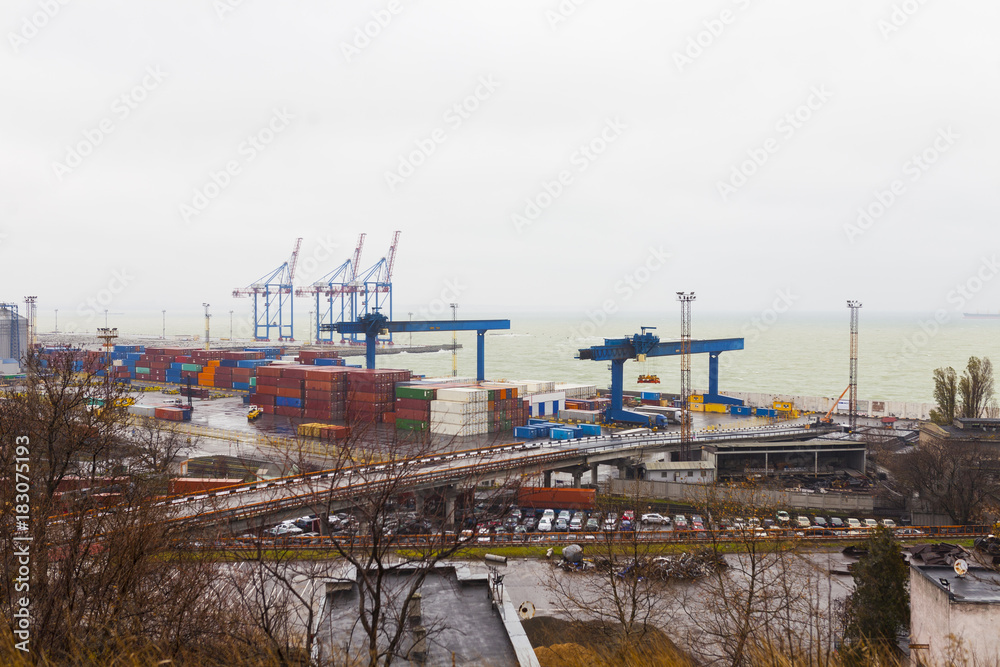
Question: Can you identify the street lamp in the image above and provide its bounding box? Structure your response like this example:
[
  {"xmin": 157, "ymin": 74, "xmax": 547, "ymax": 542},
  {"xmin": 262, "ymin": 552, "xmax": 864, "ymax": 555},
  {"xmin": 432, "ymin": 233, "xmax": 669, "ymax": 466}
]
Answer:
[{"xmin": 202, "ymin": 303, "xmax": 211, "ymax": 350}]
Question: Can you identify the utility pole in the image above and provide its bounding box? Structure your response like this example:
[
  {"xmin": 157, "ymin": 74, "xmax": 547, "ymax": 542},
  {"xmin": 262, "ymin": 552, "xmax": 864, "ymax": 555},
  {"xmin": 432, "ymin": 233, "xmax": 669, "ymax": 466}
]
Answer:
[
  {"xmin": 847, "ymin": 300, "xmax": 862, "ymax": 433},
  {"xmin": 230, "ymin": 310, "xmax": 234, "ymax": 341},
  {"xmin": 408, "ymin": 311, "xmax": 413, "ymax": 347},
  {"xmin": 54, "ymin": 308, "xmax": 58, "ymax": 334},
  {"xmin": 202, "ymin": 303, "xmax": 211, "ymax": 350},
  {"xmin": 450, "ymin": 303, "xmax": 458, "ymax": 377},
  {"xmin": 162, "ymin": 309, "xmax": 166, "ymax": 339},
  {"xmin": 677, "ymin": 292, "xmax": 695, "ymax": 460}
]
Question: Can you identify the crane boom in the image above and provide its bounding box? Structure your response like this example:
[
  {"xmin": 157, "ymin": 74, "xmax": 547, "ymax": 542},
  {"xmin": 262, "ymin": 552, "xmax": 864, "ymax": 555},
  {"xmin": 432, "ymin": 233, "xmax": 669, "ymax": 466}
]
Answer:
[
  {"xmin": 385, "ymin": 230, "xmax": 401, "ymax": 282},
  {"xmin": 350, "ymin": 233, "xmax": 366, "ymax": 282},
  {"xmin": 286, "ymin": 237, "xmax": 303, "ymax": 283},
  {"xmin": 819, "ymin": 386, "xmax": 852, "ymax": 424}
]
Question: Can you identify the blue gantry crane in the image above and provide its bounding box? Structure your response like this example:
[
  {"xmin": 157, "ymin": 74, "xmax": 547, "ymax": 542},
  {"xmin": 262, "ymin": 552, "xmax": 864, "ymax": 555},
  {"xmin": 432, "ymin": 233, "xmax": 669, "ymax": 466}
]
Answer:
[
  {"xmin": 233, "ymin": 238, "xmax": 302, "ymax": 341},
  {"xmin": 577, "ymin": 328, "xmax": 744, "ymax": 427},
  {"xmin": 322, "ymin": 311, "xmax": 510, "ymax": 381},
  {"xmin": 296, "ymin": 233, "xmax": 366, "ymax": 344}
]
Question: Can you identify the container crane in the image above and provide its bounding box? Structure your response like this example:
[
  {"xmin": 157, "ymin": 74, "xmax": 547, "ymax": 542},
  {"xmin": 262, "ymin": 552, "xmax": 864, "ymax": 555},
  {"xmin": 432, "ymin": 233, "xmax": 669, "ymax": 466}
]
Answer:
[
  {"xmin": 353, "ymin": 230, "xmax": 400, "ymax": 342},
  {"xmin": 233, "ymin": 237, "xmax": 301, "ymax": 341},
  {"xmin": 295, "ymin": 233, "xmax": 366, "ymax": 343}
]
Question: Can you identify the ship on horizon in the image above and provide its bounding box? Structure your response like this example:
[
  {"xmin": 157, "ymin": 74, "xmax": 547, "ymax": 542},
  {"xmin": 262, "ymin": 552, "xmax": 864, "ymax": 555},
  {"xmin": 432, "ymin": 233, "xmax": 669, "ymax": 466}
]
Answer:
[{"xmin": 963, "ymin": 311, "xmax": 1000, "ymax": 319}]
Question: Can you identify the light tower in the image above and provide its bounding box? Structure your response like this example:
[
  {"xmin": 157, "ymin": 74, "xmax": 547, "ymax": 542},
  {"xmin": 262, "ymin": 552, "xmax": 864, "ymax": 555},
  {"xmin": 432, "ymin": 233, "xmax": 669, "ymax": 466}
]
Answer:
[
  {"xmin": 847, "ymin": 300, "xmax": 862, "ymax": 432},
  {"xmin": 96, "ymin": 326, "xmax": 118, "ymax": 394},
  {"xmin": 450, "ymin": 303, "xmax": 458, "ymax": 377},
  {"xmin": 24, "ymin": 296, "xmax": 36, "ymax": 350},
  {"xmin": 677, "ymin": 292, "xmax": 696, "ymax": 459},
  {"xmin": 202, "ymin": 303, "xmax": 211, "ymax": 350}
]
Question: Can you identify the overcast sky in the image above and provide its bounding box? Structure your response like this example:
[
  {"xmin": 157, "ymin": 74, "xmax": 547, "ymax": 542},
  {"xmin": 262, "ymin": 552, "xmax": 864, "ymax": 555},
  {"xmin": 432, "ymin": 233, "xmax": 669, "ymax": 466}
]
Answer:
[{"xmin": 3, "ymin": 1, "xmax": 999, "ymax": 329}]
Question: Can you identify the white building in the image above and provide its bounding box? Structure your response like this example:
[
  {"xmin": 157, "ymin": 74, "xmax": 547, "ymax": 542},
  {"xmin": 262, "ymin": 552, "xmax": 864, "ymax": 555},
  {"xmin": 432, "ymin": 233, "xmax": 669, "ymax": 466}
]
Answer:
[
  {"xmin": 909, "ymin": 563, "xmax": 1000, "ymax": 666},
  {"xmin": 642, "ymin": 459, "xmax": 716, "ymax": 484}
]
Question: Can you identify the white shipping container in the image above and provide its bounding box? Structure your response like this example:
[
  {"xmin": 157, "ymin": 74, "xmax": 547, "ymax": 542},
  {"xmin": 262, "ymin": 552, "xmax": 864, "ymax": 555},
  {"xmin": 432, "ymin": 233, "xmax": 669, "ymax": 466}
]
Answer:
[
  {"xmin": 436, "ymin": 387, "xmax": 488, "ymax": 403},
  {"xmin": 554, "ymin": 383, "xmax": 598, "ymax": 399},
  {"xmin": 430, "ymin": 400, "xmax": 483, "ymax": 414}
]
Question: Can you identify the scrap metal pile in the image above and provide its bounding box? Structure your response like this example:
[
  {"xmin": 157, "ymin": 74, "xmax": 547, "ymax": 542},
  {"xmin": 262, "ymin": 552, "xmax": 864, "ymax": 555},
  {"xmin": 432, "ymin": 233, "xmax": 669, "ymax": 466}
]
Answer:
[{"xmin": 564, "ymin": 549, "xmax": 728, "ymax": 581}]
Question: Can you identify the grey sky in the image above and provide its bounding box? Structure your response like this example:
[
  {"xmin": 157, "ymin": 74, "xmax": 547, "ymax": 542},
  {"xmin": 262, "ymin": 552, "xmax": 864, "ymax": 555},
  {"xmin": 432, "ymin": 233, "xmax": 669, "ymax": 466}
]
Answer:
[{"xmin": 3, "ymin": 0, "xmax": 999, "ymax": 329}]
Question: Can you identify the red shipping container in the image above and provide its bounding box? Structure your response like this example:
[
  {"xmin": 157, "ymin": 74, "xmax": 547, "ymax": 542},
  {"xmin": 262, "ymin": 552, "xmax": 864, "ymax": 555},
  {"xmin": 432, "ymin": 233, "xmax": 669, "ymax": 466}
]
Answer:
[
  {"xmin": 281, "ymin": 366, "xmax": 311, "ymax": 380},
  {"xmin": 276, "ymin": 387, "xmax": 302, "ymax": 399},
  {"xmin": 256, "ymin": 385, "xmax": 279, "ymax": 396},
  {"xmin": 253, "ymin": 394, "xmax": 275, "ymax": 406},
  {"xmin": 275, "ymin": 406, "xmax": 303, "ymax": 418},
  {"xmin": 276, "ymin": 378, "xmax": 303, "ymax": 389},
  {"xmin": 304, "ymin": 399, "xmax": 330, "ymax": 411},
  {"xmin": 261, "ymin": 404, "xmax": 275, "ymax": 414},
  {"xmin": 257, "ymin": 366, "xmax": 283, "ymax": 378},
  {"xmin": 303, "ymin": 409, "xmax": 329, "ymax": 419},
  {"xmin": 395, "ymin": 408, "xmax": 430, "ymax": 422}
]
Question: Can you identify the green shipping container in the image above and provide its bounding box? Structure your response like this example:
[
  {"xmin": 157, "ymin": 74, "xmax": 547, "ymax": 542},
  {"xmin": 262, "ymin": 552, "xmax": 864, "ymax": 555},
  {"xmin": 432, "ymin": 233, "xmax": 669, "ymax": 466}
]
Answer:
[
  {"xmin": 395, "ymin": 418, "xmax": 429, "ymax": 431},
  {"xmin": 250, "ymin": 377, "xmax": 256, "ymax": 386},
  {"xmin": 135, "ymin": 367, "xmax": 150, "ymax": 374},
  {"xmin": 181, "ymin": 363, "xmax": 202, "ymax": 372},
  {"xmin": 396, "ymin": 386, "xmax": 435, "ymax": 401}
]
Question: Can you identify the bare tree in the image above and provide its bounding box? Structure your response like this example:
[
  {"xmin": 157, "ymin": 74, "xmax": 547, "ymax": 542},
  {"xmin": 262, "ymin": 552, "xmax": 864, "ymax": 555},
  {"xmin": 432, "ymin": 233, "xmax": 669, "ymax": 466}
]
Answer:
[
  {"xmin": 0, "ymin": 350, "xmax": 239, "ymax": 665},
  {"xmin": 545, "ymin": 481, "xmax": 681, "ymax": 661},
  {"xmin": 890, "ymin": 438, "xmax": 1000, "ymax": 524},
  {"xmin": 684, "ymin": 481, "xmax": 837, "ymax": 667}
]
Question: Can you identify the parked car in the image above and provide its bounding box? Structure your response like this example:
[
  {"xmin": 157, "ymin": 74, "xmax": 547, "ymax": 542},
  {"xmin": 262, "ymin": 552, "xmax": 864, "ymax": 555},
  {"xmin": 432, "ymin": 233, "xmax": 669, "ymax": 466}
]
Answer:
[
  {"xmin": 619, "ymin": 518, "xmax": 634, "ymax": 532},
  {"xmin": 510, "ymin": 508, "xmax": 522, "ymax": 521},
  {"xmin": 829, "ymin": 517, "xmax": 844, "ymax": 528},
  {"xmin": 674, "ymin": 515, "xmax": 688, "ymax": 529},
  {"xmin": 523, "ymin": 516, "xmax": 536, "ymax": 531},
  {"xmin": 881, "ymin": 519, "xmax": 897, "ymax": 529},
  {"xmin": 514, "ymin": 525, "xmax": 528, "ymax": 538},
  {"xmin": 586, "ymin": 517, "xmax": 600, "ymax": 531},
  {"xmin": 813, "ymin": 516, "xmax": 828, "ymax": 527},
  {"xmin": 603, "ymin": 513, "xmax": 618, "ymax": 530},
  {"xmin": 796, "ymin": 516, "xmax": 811, "ymax": 528},
  {"xmin": 776, "ymin": 510, "xmax": 790, "ymax": 524},
  {"xmin": 542, "ymin": 509, "xmax": 556, "ymax": 522},
  {"xmin": 691, "ymin": 515, "xmax": 704, "ymax": 525},
  {"xmin": 558, "ymin": 510, "xmax": 572, "ymax": 523},
  {"xmin": 569, "ymin": 515, "xmax": 584, "ymax": 531},
  {"xmin": 554, "ymin": 518, "xmax": 570, "ymax": 532},
  {"xmin": 622, "ymin": 510, "xmax": 636, "ymax": 523},
  {"xmin": 537, "ymin": 517, "xmax": 553, "ymax": 532},
  {"xmin": 641, "ymin": 513, "xmax": 668, "ymax": 525},
  {"xmin": 895, "ymin": 527, "xmax": 925, "ymax": 536},
  {"xmin": 265, "ymin": 524, "xmax": 302, "ymax": 537},
  {"xmin": 846, "ymin": 518, "xmax": 862, "ymax": 529},
  {"xmin": 864, "ymin": 518, "xmax": 878, "ymax": 529}
]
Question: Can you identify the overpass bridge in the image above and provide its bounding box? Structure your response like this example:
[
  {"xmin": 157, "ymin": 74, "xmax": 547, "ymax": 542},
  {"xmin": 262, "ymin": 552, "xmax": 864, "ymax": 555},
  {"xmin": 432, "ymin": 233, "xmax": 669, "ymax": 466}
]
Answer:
[{"xmin": 161, "ymin": 423, "xmax": 840, "ymax": 531}]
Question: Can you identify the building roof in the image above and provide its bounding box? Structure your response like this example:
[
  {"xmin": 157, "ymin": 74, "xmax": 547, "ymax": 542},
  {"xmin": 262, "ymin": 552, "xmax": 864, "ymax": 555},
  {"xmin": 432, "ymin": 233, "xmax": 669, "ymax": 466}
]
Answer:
[{"xmin": 912, "ymin": 565, "xmax": 1000, "ymax": 603}]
